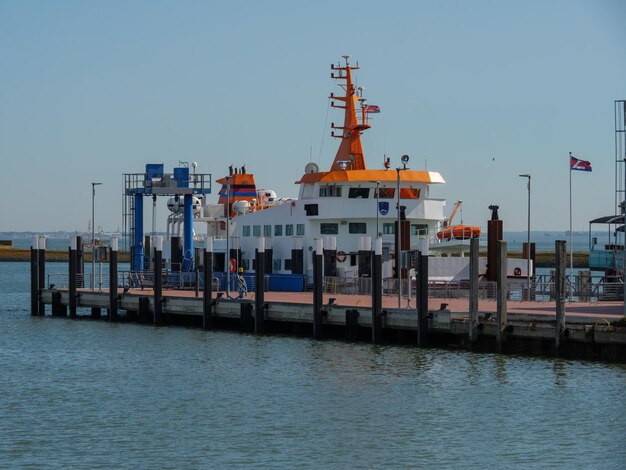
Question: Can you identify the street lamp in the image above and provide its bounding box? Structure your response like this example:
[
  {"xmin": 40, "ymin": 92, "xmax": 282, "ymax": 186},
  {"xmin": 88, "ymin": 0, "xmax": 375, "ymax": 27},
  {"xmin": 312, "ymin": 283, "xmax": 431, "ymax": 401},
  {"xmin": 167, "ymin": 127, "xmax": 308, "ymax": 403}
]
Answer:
[
  {"xmin": 91, "ymin": 182, "xmax": 102, "ymax": 291},
  {"xmin": 519, "ymin": 174, "xmax": 531, "ymax": 301},
  {"xmin": 397, "ymin": 155, "xmax": 410, "ymax": 308}
]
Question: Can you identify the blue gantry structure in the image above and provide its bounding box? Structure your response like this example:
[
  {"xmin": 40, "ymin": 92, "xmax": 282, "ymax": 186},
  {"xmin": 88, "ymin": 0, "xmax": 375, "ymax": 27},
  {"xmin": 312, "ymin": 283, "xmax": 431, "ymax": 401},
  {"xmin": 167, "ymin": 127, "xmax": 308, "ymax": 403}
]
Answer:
[{"xmin": 124, "ymin": 164, "xmax": 211, "ymax": 272}]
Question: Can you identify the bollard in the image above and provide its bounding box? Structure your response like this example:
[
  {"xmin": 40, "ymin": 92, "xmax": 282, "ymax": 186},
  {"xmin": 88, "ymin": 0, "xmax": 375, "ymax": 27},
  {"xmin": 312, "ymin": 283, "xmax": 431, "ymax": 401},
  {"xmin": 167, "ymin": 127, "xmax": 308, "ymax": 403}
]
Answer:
[
  {"xmin": 153, "ymin": 236, "xmax": 163, "ymax": 326},
  {"xmin": 371, "ymin": 237, "xmax": 382, "ymax": 344},
  {"xmin": 255, "ymin": 237, "xmax": 265, "ymax": 335},
  {"xmin": 555, "ymin": 240, "xmax": 566, "ymax": 350},
  {"xmin": 203, "ymin": 236, "xmax": 214, "ymax": 330},
  {"xmin": 496, "ymin": 240, "xmax": 508, "ymax": 352},
  {"xmin": 468, "ymin": 237, "xmax": 479, "ymax": 343},
  {"xmin": 108, "ymin": 236, "xmax": 118, "ymax": 322},
  {"xmin": 345, "ymin": 309, "xmax": 359, "ymax": 342},
  {"xmin": 417, "ymin": 251, "xmax": 429, "ymax": 347},
  {"xmin": 37, "ymin": 235, "xmax": 46, "ymax": 316},
  {"xmin": 69, "ymin": 237, "xmax": 78, "ymax": 319},
  {"xmin": 313, "ymin": 238, "xmax": 324, "ymax": 339},
  {"xmin": 30, "ymin": 236, "xmax": 39, "ymax": 316}
]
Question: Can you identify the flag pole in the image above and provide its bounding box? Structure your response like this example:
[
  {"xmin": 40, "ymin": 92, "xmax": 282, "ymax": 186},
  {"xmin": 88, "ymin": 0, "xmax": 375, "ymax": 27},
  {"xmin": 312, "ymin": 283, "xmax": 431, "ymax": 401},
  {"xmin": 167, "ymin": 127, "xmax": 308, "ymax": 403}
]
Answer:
[{"xmin": 569, "ymin": 151, "xmax": 573, "ymax": 301}]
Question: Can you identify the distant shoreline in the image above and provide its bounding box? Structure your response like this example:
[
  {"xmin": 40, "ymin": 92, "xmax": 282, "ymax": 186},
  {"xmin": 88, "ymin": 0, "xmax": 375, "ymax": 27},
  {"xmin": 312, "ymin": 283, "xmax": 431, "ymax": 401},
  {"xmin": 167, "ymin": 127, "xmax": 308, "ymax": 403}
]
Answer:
[{"xmin": 0, "ymin": 248, "xmax": 588, "ymax": 268}]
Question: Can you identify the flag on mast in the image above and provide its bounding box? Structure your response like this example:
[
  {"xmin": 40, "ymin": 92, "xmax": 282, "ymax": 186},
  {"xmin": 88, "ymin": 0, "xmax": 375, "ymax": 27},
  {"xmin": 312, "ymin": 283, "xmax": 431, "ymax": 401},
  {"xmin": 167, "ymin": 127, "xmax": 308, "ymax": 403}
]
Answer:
[{"xmin": 570, "ymin": 156, "xmax": 592, "ymax": 172}]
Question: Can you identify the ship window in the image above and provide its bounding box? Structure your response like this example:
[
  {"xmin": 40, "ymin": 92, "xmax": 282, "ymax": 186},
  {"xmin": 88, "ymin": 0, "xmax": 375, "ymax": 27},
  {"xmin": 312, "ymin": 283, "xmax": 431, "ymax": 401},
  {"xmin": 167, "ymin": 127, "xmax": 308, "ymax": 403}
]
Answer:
[
  {"xmin": 348, "ymin": 188, "xmax": 370, "ymax": 199},
  {"xmin": 296, "ymin": 224, "xmax": 305, "ymax": 236},
  {"xmin": 383, "ymin": 223, "xmax": 395, "ymax": 235},
  {"xmin": 411, "ymin": 224, "xmax": 428, "ymax": 236},
  {"xmin": 253, "ymin": 225, "xmax": 261, "ymax": 237},
  {"xmin": 241, "ymin": 259, "xmax": 250, "ymax": 270},
  {"xmin": 376, "ymin": 188, "xmax": 395, "ymax": 199},
  {"xmin": 274, "ymin": 225, "xmax": 282, "ymax": 236},
  {"xmin": 349, "ymin": 222, "xmax": 366, "ymax": 234},
  {"xmin": 273, "ymin": 259, "xmax": 282, "ymax": 271},
  {"xmin": 319, "ymin": 185, "xmax": 342, "ymax": 197},
  {"xmin": 401, "ymin": 188, "xmax": 421, "ymax": 199},
  {"xmin": 243, "ymin": 226, "xmax": 251, "ymax": 237},
  {"xmin": 263, "ymin": 225, "xmax": 272, "ymax": 236},
  {"xmin": 321, "ymin": 223, "xmax": 339, "ymax": 235},
  {"xmin": 285, "ymin": 224, "xmax": 294, "ymax": 236},
  {"xmin": 304, "ymin": 204, "xmax": 319, "ymax": 216}
]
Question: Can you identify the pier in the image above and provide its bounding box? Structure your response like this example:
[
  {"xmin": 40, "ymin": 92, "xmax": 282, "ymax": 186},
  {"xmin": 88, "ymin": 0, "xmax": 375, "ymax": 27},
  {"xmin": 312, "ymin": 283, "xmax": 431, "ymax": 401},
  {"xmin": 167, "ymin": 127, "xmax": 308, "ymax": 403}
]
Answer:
[{"xmin": 30, "ymin": 236, "xmax": 626, "ymax": 363}]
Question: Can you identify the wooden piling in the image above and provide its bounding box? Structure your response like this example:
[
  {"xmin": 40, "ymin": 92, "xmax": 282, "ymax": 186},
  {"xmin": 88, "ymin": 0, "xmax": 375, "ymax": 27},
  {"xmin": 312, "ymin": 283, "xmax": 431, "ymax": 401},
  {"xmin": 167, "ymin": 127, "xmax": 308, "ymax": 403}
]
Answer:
[
  {"xmin": 255, "ymin": 237, "xmax": 265, "ymax": 335},
  {"xmin": 30, "ymin": 236, "xmax": 39, "ymax": 316},
  {"xmin": 496, "ymin": 240, "xmax": 508, "ymax": 352},
  {"xmin": 240, "ymin": 302, "xmax": 253, "ymax": 332},
  {"xmin": 154, "ymin": 237, "xmax": 163, "ymax": 325},
  {"xmin": 555, "ymin": 240, "xmax": 566, "ymax": 350},
  {"xmin": 371, "ymin": 237, "xmax": 382, "ymax": 344},
  {"xmin": 417, "ymin": 251, "xmax": 429, "ymax": 347},
  {"xmin": 51, "ymin": 291, "xmax": 66, "ymax": 317},
  {"xmin": 138, "ymin": 296, "xmax": 150, "ymax": 323},
  {"xmin": 345, "ymin": 309, "xmax": 359, "ymax": 341},
  {"xmin": 203, "ymin": 237, "xmax": 213, "ymax": 330},
  {"xmin": 468, "ymin": 237, "xmax": 479, "ymax": 343},
  {"xmin": 76, "ymin": 235, "xmax": 84, "ymax": 288},
  {"xmin": 108, "ymin": 236, "xmax": 118, "ymax": 322},
  {"xmin": 37, "ymin": 236, "xmax": 46, "ymax": 316},
  {"xmin": 313, "ymin": 238, "xmax": 323, "ymax": 339},
  {"xmin": 69, "ymin": 237, "xmax": 78, "ymax": 319},
  {"xmin": 323, "ymin": 236, "xmax": 337, "ymax": 277}
]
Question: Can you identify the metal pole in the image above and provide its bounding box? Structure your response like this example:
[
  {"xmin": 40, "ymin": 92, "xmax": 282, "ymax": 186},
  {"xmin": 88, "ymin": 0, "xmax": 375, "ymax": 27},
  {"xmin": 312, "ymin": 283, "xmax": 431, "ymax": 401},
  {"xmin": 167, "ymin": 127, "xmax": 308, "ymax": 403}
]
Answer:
[
  {"xmin": 226, "ymin": 177, "xmax": 231, "ymax": 298},
  {"xmin": 519, "ymin": 174, "xmax": 531, "ymax": 300},
  {"xmin": 396, "ymin": 168, "xmax": 401, "ymax": 308},
  {"xmin": 375, "ymin": 181, "xmax": 380, "ymax": 238},
  {"xmin": 91, "ymin": 182, "xmax": 102, "ymax": 291},
  {"xmin": 568, "ymin": 152, "xmax": 573, "ymax": 301}
]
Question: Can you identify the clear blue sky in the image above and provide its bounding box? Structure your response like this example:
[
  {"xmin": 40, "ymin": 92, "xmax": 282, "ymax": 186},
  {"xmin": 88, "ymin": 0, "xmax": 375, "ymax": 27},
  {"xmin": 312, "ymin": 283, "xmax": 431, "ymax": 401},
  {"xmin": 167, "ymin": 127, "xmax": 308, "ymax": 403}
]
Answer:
[{"xmin": 1, "ymin": 0, "xmax": 624, "ymax": 233}]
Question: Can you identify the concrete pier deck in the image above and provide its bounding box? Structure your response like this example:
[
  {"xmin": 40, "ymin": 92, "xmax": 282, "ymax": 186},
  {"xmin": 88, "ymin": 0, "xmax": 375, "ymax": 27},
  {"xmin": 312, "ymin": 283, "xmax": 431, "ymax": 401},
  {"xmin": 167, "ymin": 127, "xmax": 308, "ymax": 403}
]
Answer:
[{"xmin": 40, "ymin": 286, "xmax": 626, "ymax": 363}]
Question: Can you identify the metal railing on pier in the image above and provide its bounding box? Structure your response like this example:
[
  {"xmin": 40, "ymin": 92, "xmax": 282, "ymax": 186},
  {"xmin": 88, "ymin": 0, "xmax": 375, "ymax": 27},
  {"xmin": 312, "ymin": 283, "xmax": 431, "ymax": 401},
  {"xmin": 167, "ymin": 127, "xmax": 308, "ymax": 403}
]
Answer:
[{"xmin": 46, "ymin": 270, "xmax": 623, "ymax": 303}]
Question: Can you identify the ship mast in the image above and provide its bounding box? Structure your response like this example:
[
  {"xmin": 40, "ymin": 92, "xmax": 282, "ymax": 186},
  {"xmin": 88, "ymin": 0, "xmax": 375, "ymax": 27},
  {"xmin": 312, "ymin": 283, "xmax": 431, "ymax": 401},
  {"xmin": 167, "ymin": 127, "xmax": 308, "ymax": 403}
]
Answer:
[{"xmin": 329, "ymin": 55, "xmax": 371, "ymax": 171}]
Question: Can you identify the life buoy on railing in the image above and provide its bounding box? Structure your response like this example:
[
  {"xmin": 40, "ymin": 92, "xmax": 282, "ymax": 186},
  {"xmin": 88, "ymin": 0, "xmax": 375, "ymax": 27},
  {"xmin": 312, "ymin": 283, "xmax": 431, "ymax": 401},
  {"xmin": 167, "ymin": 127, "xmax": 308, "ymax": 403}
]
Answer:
[
  {"xmin": 336, "ymin": 251, "xmax": 347, "ymax": 263},
  {"xmin": 513, "ymin": 267, "xmax": 522, "ymax": 276}
]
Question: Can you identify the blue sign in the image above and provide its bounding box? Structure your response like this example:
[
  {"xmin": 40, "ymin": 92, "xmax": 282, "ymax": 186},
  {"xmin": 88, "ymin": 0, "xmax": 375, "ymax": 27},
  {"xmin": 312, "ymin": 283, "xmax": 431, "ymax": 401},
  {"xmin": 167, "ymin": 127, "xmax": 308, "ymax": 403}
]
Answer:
[{"xmin": 379, "ymin": 201, "xmax": 389, "ymax": 215}]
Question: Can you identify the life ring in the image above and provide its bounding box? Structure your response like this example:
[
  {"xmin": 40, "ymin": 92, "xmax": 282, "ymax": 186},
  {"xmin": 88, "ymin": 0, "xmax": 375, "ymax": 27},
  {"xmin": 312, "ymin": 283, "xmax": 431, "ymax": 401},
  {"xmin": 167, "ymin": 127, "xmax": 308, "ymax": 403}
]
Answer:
[
  {"xmin": 228, "ymin": 258, "xmax": 237, "ymax": 273},
  {"xmin": 336, "ymin": 251, "xmax": 347, "ymax": 263},
  {"xmin": 513, "ymin": 267, "xmax": 522, "ymax": 276}
]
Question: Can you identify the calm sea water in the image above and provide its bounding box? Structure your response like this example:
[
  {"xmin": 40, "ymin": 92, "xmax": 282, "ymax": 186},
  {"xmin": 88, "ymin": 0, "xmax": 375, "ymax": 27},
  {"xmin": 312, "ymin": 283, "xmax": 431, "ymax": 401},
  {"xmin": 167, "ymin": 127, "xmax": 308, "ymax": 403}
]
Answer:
[{"xmin": 1, "ymin": 262, "xmax": 625, "ymax": 468}]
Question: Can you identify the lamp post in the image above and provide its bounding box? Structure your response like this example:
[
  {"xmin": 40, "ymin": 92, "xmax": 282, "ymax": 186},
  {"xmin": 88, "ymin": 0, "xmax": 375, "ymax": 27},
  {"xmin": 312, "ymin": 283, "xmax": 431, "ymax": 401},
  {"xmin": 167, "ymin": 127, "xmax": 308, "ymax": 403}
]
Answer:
[
  {"xmin": 91, "ymin": 182, "xmax": 102, "ymax": 291},
  {"xmin": 397, "ymin": 155, "xmax": 410, "ymax": 308},
  {"xmin": 519, "ymin": 174, "xmax": 531, "ymax": 301}
]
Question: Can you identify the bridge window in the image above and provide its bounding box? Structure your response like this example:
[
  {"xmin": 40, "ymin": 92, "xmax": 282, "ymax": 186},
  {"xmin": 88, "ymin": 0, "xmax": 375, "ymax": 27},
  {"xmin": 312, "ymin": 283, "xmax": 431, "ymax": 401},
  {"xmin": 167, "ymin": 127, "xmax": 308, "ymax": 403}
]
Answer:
[
  {"xmin": 274, "ymin": 225, "xmax": 283, "ymax": 236},
  {"xmin": 253, "ymin": 225, "xmax": 261, "ymax": 237},
  {"xmin": 349, "ymin": 222, "xmax": 367, "ymax": 234},
  {"xmin": 285, "ymin": 224, "xmax": 294, "ymax": 236},
  {"xmin": 296, "ymin": 224, "xmax": 305, "ymax": 236},
  {"xmin": 319, "ymin": 185, "xmax": 342, "ymax": 197},
  {"xmin": 243, "ymin": 226, "xmax": 251, "ymax": 237},
  {"xmin": 348, "ymin": 188, "xmax": 370, "ymax": 198},
  {"xmin": 321, "ymin": 223, "xmax": 339, "ymax": 235},
  {"xmin": 376, "ymin": 188, "xmax": 395, "ymax": 199}
]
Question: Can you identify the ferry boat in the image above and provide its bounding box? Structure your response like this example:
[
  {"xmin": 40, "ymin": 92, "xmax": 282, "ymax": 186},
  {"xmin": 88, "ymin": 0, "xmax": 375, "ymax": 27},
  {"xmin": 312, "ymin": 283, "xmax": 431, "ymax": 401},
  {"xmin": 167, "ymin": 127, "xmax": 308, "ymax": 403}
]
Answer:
[{"xmin": 196, "ymin": 56, "xmax": 447, "ymax": 279}]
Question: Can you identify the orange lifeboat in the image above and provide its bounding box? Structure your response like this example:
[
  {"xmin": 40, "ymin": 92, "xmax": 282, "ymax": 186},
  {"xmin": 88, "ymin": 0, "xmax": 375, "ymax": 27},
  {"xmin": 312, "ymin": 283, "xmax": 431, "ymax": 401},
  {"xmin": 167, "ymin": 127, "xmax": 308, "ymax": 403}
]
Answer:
[{"xmin": 436, "ymin": 225, "xmax": 481, "ymax": 240}]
